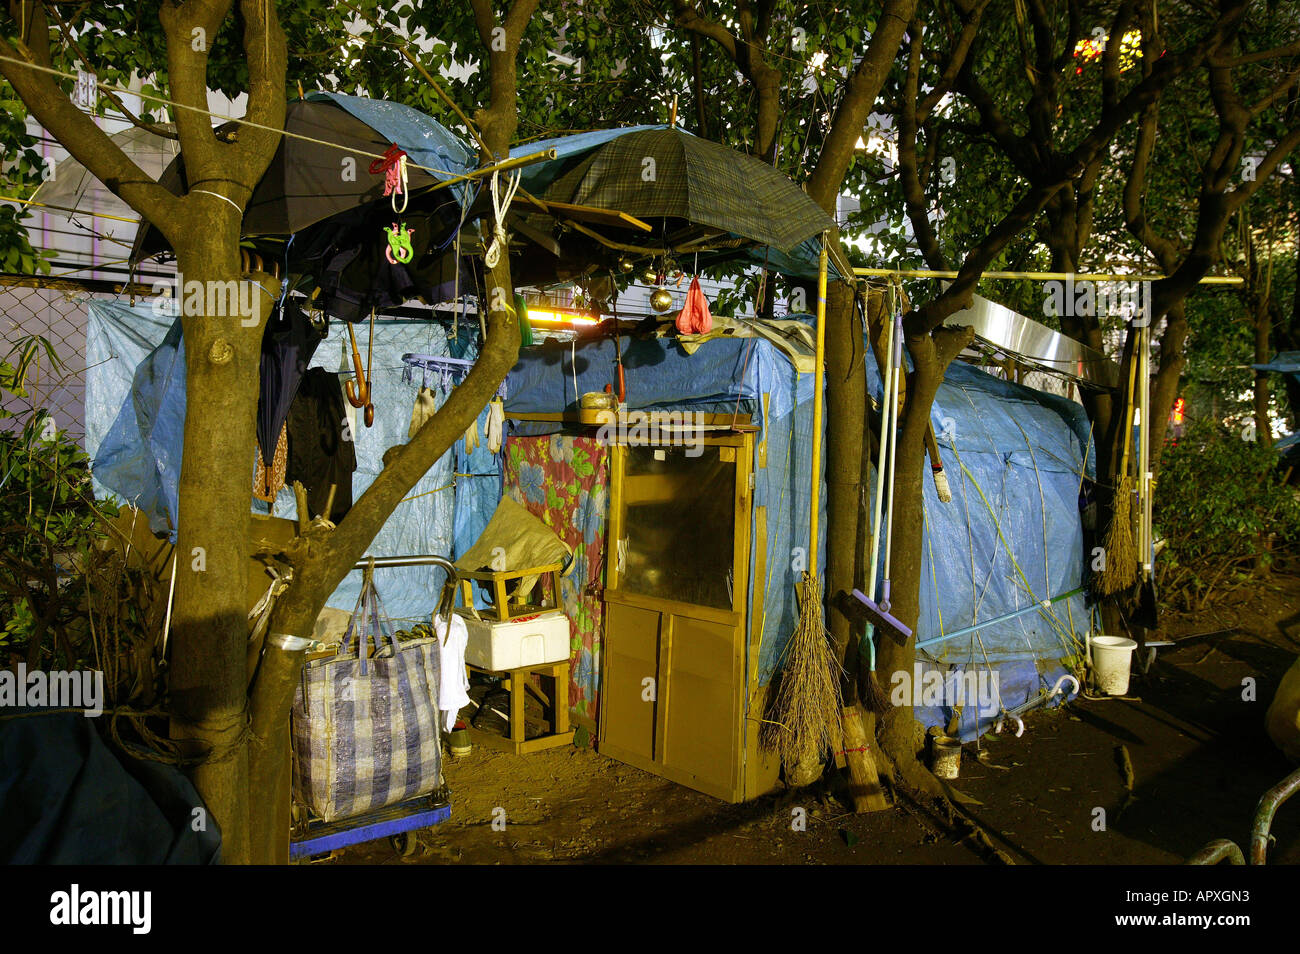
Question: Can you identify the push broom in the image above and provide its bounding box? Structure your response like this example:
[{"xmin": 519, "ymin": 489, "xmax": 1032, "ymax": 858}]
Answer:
[{"xmin": 1094, "ymin": 345, "xmax": 1138, "ymax": 597}]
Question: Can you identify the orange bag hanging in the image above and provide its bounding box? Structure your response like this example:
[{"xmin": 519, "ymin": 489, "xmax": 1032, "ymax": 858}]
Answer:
[{"xmin": 676, "ymin": 275, "xmax": 713, "ymax": 335}]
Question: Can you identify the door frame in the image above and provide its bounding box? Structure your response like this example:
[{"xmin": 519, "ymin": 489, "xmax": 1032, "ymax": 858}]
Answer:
[{"xmin": 598, "ymin": 431, "xmax": 753, "ymax": 801}]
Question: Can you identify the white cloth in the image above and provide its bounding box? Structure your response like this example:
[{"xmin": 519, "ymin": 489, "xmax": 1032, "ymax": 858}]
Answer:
[
  {"xmin": 485, "ymin": 398, "xmax": 504, "ymax": 454},
  {"xmin": 408, "ymin": 386, "xmax": 437, "ymax": 439},
  {"xmin": 433, "ymin": 611, "xmax": 470, "ymax": 733}
]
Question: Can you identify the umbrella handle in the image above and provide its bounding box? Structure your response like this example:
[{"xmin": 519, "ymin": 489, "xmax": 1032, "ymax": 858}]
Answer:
[{"xmin": 345, "ymin": 321, "xmax": 370, "ymax": 408}]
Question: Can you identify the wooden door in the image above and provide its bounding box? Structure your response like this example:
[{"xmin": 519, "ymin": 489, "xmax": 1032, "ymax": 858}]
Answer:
[{"xmin": 599, "ymin": 434, "xmax": 752, "ymax": 801}]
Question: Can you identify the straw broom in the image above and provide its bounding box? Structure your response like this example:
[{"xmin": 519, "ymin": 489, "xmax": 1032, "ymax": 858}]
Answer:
[
  {"xmin": 1095, "ymin": 356, "xmax": 1138, "ymax": 597},
  {"xmin": 762, "ymin": 573, "xmax": 844, "ymax": 775},
  {"xmin": 762, "ymin": 240, "xmax": 842, "ymax": 783}
]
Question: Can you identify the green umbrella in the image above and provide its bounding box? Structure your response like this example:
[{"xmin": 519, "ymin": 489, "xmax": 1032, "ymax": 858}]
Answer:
[{"xmin": 535, "ymin": 128, "xmax": 836, "ymax": 253}]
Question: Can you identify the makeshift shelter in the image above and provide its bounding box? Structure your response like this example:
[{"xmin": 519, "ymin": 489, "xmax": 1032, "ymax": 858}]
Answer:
[{"xmin": 81, "ymin": 111, "xmax": 1093, "ymax": 806}]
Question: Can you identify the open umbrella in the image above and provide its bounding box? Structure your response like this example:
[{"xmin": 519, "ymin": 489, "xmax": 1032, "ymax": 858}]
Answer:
[
  {"xmin": 131, "ymin": 94, "xmax": 475, "ymax": 262},
  {"xmin": 523, "ymin": 128, "xmax": 836, "ymax": 253}
]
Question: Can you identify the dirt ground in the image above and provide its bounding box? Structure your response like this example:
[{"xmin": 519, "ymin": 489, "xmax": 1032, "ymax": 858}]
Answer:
[{"xmin": 334, "ymin": 576, "xmax": 1300, "ymax": 866}]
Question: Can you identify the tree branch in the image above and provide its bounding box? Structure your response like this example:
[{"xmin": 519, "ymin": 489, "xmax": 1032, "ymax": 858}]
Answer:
[{"xmin": 0, "ymin": 1, "xmax": 180, "ymax": 227}]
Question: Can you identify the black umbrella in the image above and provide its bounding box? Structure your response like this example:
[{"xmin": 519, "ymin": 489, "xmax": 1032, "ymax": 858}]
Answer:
[
  {"xmin": 531, "ymin": 128, "xmax": 836, "ymax": 252},
  {"xmin": 131, "ymin": 97, "xmax": 471, "ymax": 261}
]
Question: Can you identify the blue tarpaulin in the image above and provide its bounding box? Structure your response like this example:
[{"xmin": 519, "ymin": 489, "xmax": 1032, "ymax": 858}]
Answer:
[
  {"xmin": 504, "ymin": 327, "xmax": 1090, "ymax": 739},
  {"xmin": 308, "ymin": 92, "xmax": 477, "ymax": 209},
  {"xmin": 85, "ymin": 301, "xmax": 492, "ymax": 622}
]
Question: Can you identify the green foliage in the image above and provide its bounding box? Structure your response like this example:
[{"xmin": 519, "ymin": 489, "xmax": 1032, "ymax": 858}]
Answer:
[{"xmin": 1154, "ymin": 419, "xmax": 1300, "ymax": 603}]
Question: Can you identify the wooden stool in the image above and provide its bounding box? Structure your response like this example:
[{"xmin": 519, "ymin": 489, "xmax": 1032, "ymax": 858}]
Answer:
[
  {"xmin": 457, "ymin": 564, "xmax": 563, "ymax": 622},
  {"xmin": 466, "ymin": 658, "xmax": 574, "ymax": 754}
]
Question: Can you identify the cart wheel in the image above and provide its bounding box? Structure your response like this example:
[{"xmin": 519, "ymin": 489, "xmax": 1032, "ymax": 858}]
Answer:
[{"xmin": 391, "ymin": 831, "xmax": 419, "ymax": 857}]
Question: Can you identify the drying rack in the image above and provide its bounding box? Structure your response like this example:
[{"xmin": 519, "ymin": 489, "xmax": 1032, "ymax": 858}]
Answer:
[
  {"xmin": 289, "ymin": 554, "xmax": 459, "ymax": 861},
  {"xmin": 402, "ymin": 353, "xmax": 508, "ymax": 399}
]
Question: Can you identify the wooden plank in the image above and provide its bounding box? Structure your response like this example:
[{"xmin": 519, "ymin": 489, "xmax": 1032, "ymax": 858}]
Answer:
[
  {"xmin": 605, "ymin": 587, "xmax": 741, "ymax": 627},
  {"xmin": 554, "ymin": 662, "xmax": 570, "ymax": 734},
  {"xmin": 653, "ymin": 613, "xmax": 673, "ymax": 763},
  {"xmin": 514, "ymin": 192, "xmax": 654, "ymax": 232},
  {"xmin": 509, "ymin": 671, "xmax": 525, "ymax": 744}
]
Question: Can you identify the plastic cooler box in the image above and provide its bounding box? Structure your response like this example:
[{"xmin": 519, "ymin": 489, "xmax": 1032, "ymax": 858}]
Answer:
[{"xmin": 458, "ymin": 609, "xmax": 570, "ymax": 671}]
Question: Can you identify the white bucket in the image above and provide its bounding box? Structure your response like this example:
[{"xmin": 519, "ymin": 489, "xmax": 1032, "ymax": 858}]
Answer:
[{"xmin": 1091, "ymin": 635, "xmax": 1137, "ymax": 695}]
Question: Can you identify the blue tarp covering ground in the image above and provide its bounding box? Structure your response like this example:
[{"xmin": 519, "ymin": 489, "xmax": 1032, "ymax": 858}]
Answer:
[
  {"xmin": 84, "ymin": 301, "xmax": 498, "ymax": 622},
  {"xmin": 0, "ymin": 708, "xmax": 221, "ymax": 863}
]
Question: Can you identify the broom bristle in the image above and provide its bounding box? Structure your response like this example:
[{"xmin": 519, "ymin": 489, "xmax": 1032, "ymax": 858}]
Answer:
[
  {"xmin": 862, "ymin": 669, "xmax": 891, "ymax": 715},
  {"xmin": 761, "ymin": 573, "xmax": 844, "ymax": 769},
  {"xmin": 1094, "ymin": 474, "xmax": 1137, "ymax": 596}
]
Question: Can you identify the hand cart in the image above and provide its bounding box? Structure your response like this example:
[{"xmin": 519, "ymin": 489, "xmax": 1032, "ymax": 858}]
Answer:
[{"xmin": 290, "ymin": 554, "xmax": 460, "ymax": 861}]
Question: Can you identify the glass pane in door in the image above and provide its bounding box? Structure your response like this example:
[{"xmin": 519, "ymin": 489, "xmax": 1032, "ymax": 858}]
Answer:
[{"xmin": 620, "ymin": 444, "xmax": 736, "ymax": 609}]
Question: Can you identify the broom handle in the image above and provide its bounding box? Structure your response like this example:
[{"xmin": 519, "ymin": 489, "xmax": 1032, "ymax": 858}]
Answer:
[
  {"xmin": 1118, "ymin": 350, "xmax": 1137, "ymax": 479},
  {"xmin": 881, "ymin": 314, "xmax": 903, "ymax": 606},
  {"xmin": 865, "ymin": 308, "xmax": 894, "ymax": 605},
  {"xmin": 1140, "ymin": 322, "xmax": 1153, "ymax": 574},
  {"xmin": 807, "ymin": 238, "xmax": 829, "ymax": 577}
]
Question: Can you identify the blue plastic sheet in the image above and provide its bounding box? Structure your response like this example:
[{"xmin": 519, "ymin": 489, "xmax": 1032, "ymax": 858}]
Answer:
[
  {"xmin": 309, "ymin": 92, "xmax": 477, "ymax": 209},
  {"xmin": 84, "ymin": 302, "xmax": 491, "ymax": 621}
]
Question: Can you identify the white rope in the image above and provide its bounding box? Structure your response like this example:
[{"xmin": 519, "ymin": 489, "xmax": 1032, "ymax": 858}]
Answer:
[
  {"xmin": 483, "ymin": 168, "xmax": 521, "ymax": 270},
  {"xmin": 191, "ymin": 188, "xmax": 244, "ymax": 214}
]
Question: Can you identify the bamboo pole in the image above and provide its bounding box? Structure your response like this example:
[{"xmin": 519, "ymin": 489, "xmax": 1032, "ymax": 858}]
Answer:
[
  {"xmin": 808, "ymin": 238, "xmax": 828, "ymax": 575},
  {"xmin": 853, "ymin": 267, "xmax": 1241, "ymax": 285}
]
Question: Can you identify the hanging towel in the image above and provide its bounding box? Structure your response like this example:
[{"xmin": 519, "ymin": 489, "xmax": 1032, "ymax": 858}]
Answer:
[
  {"xmin": 485, "ymin": 398, "xmax": 504, "ymax": 454},
  {"xmin": 676, "ymin": 275, "xmax": 713, "ymax": 335},
  {"xmin": 433, "ymin": 611, "xmax": 470, "ymax": 733}
]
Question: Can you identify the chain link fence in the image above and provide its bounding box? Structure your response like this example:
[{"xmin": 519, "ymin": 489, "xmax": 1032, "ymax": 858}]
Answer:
[{"xmin": 0, "ymin": 275, "xmax": 151, "ymax": 443}]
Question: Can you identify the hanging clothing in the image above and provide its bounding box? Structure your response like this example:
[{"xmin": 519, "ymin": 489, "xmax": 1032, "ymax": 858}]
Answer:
[
  {"xmin": 286, "ymin": 366, "xmax": 357, "ymax": 522},
  {"xmin": 433, "ymin": 611, "xmax": 470, "ymax": 733},
  {"xmin": 676, "ymin": 275, "xmax": 713, "ymax": 335},
  {"xmin": 408, "ymin": 385, "xmax": 437, "ymax": 439},
  {"xmin": 252, "ymin": 421, "xmax": 289, "ymax": 502},
  {"xmin": 257, "ymin": 297, "xmax": 325, "ymax": 469}
]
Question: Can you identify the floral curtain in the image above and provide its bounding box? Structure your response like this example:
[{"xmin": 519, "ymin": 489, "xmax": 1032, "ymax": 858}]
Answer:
[{"xmin": 504, "ymin": 434, "xmax": 607, "ymax": 722}]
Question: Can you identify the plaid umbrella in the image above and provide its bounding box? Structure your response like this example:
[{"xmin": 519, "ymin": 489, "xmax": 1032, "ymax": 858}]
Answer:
[{"xmin": 535, "ymin": 128, "xmax": 835, "ymax": 252}]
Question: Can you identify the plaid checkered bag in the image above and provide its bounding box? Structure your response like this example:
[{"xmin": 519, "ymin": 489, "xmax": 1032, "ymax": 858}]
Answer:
[{"xmin": 291, "ymin": 563, "xmax": 442, "ymax": 823}]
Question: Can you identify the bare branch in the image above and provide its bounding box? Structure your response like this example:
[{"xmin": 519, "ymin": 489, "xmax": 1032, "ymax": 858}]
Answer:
[{"xmin": 0, "ymin": 2, "xmax": 179, "ymax": 228}]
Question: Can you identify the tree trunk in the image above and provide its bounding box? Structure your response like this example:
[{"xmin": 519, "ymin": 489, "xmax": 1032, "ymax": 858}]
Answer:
[
  {"xmin": 874, "ymin": 324, "xmax": 972, "ymax": 797},
  {"xmin": 166, "ymin": 214, "xmax": 263, "ymax": 864}
]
